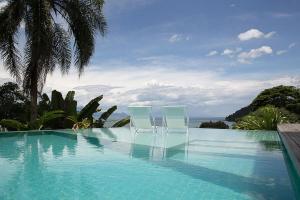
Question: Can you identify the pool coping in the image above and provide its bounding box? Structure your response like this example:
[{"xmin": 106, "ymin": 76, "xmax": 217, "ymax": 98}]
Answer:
[{"xmin": 277, "ymin": 124, "xmax": 300, "ymax": 177}]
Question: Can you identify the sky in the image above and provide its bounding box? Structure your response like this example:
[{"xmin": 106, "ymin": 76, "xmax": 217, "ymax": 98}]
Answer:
[{"xmin": 0, "ymin": 0, "xmax": 300, "ymax": 117}]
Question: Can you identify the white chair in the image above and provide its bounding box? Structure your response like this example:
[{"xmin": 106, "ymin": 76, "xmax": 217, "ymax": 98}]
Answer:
[
  {"xmin": 128, "ymin": 106, "xmax": 156, "ymax": 134},
  {"xmin": 162, "ymin": 106, "xmax": 189, "ymax": 133}
]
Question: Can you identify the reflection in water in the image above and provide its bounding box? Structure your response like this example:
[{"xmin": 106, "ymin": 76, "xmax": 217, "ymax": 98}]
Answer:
[
  {"xmin": 0, "ymin": 132, "xmax": 78, "ymax": 161},
  {"xmin": 0, "ymin": 128, "xmax": 298, "ymax": 200},
  {"xmin": 0, "ymin": 135, "xmax": 25, "ymax": 161},
  {"xmin": 101, "ymin": 128, "xmax": 117, "ymax": 141},
  {"xmin": 129, "ymin": 130, "xmax": 189, "ymax": 161},
  {"xmin": 0, "ymin": 132, "xmax": 78, "ymax": 199},
  {"xmin": 245, "ymin": 130, "xmax": 282, "ymax": 151},
  {"xmin": 83, "ymin": 136, "xmax": 103, "ymax": 148},
  {"xmin": 281, "ymin": 145, "xmax": 300, "ymax": 200},
  {"xmin": 131, "ymin": 132, "xmax": 155, "ymax": 159}
]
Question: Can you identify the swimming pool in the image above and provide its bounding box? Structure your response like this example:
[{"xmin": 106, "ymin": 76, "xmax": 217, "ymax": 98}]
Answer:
[{"xmin": 0, "ymin": 128, "xmax": 299, "ymax": 200}]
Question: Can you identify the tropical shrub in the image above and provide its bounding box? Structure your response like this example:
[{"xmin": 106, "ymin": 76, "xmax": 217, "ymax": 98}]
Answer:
[
  {"xmin": 199, "ymin": 121, "xmax": 229, "ymax": 129},
  {"xmin": 0, "ymin": 110, "xmax": 64, "ymax": 131},
  {"xmin": 38, "ymin": 90, "xmax": 129, "ymax": 129},
  {"xmin": 233, "ymin": 106, "xmax": 294, "ymax": 130},
  {"xmin": 0, "ymin": 84, "xmax": 129, "ymax": 131}
]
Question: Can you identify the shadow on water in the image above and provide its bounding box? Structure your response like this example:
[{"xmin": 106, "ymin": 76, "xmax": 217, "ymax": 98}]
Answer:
[
  {"xmin": 127, "ymin": 130, "xmax": 296, "ymax": 200},
  {"xmin": 156, "ymin": 159, "xmax": 290, "ymax": 200}
]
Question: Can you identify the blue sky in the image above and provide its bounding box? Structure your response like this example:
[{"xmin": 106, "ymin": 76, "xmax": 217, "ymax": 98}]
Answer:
[{"xmin": 0, "ymin": 0, "xmax": 300, "ymax": 117}]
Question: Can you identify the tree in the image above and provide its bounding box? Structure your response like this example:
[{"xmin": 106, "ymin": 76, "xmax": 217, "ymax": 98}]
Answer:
[
  {"xmin": 199, "ymin": 121, "xmax": 229, "ymax": 129},
  {"xmin": 0, "ymin": 0, "xmax": 107, "ymax": 122},
  {"xmin": 226, "ymin": 85, "xmax": 300, "ymax": 121},
  {"xmin": 0, "ymin": 82, "xmax": 29, "ymax": 122}
]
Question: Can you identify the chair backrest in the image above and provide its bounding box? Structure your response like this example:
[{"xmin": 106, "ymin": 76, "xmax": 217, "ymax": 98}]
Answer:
[
  {"xmin": 162, "ymin": 106, "xmax": 188, "ymax": 129},
  {"xmin": 128, "ymin": 106, "xmax": 153, "ymax": 129}
]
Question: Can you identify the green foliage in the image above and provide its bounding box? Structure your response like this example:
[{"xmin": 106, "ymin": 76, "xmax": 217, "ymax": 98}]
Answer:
[
  {"xmin": 78, "ymin": 95, "xmax": 103, "ymax": 121},
  {"xmin": 200, "ymin": 121, "xmax": 229, "ymax": 129},
  {"xmin": 0, "ymin": 82, "xmax": 30, "ymax": 122},
  {"xmin": 226, "ymin": 85, "xmax": 300, "ymax": 122},
  {"xmin": 0, "ymin": 0, "xmax": 107, "ymax": 121},
  {"xmin": 36, "ymin": 110, "xmax": 65, "ymax": 130},
  {"xmin": 234, "ymin": 106, "xmax": 292, "ymax": 130},
  {"xmin": 0, "ymin": 119, "xmax": 28, "ymax": 131},
  {"xmin": 0, "ymin": 110, "xmax": 64, "ymax": 131},
  {"xmin": 64, "ymin": 91, "xmax": 77, "ymax": 116},
  {"xmin": 0, "ymin": 85, "xmax": 128, "ymax": 131},
  {"xmin": 72, "ymin": 118, "xmax": 91, "ymax": 130},
  {"xmin": 112, "ymin": 117, "xmax": 130, "ymax": 128},
  {"xmin": 251, "ymin": 85, "xmax": 300, "ymax": 109},
  {"xmin": 38, "ymin": 93, "xmax": 51, "ymax": 115},
  {"xmin": 94, "ymin": 105, "xmax": 117, "ymax": 128},
  {"xmin": 51, "ymin": 90, "xmax": 65, "ymax": 111}
]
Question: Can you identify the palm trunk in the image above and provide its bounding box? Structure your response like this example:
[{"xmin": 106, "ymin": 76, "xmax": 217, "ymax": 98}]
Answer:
[{"xmin": 30, "ymin": 67, "xmax": 38, "ymax": 122}]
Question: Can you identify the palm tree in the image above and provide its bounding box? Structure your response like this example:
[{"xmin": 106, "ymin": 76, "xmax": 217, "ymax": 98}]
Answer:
[{"xmin": 0, "ymin": 0, "xmax": 107, "ymax": 121}]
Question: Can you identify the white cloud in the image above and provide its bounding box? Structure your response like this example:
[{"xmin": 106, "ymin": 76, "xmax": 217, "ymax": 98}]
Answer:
[
  {"xmin": 271, "ymin": 13, "xmax": 293, "ymax": 19},
  {"xmin": 238, "ymin": 29, "xmax": 276, "ymax": 41},
  {"xmin": 1, "ymin": 57, "xmax": 299, "ymax": 116},
  {"xmin": 0, "ymin": 1, "xmax": 7, "ymax": 9},
  {"xmin": 264, "ymin": 31, "xmax": 276, "ymax": 38},
  {"xmin": 221, "ymin": 49, "xmax": 234, "ymax": 56},
  {"xmin": 220, "ymin": 48, "xmax": 242, "ymax": 58},
  {"xmin": 289, "ymin": 43, "xmax": 296, "ymax": 49},
  {"xmin": 238, "ymin": 46, "xmax": 273, "ymax": 63},
  {"xmin": 276, "ymin": 50, "xmax": 287, "ymax": 55},
  {"xmin": 168, "ymin": 34, "xmax": 190, "ymax": 43},
  {"xmin": 273, "ymin": 43, "xmax": 296, "ymax": 56},
  {"xmin": 206, "ymin": 50, "xmax": 218, "ymax": 56},
  {"xmin": 168, "ymin": 34, "xmax": 181, "ymax": 43}
]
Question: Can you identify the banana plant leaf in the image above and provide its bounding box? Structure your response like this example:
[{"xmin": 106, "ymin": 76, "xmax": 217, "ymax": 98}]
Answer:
[
  {"xmin": 95, "ymin": 105, "xmax": 117, "ymax": 128},
  {"xmin": 112, "ymin": 117, "xmax": 130, "ymax": 127},
  {"xmin": 51, "ymin": 90, "xmax": 64, "ymax": 110},
  {"xmin": 65, "ymin": 91, "xmax": 75, "ymax": 102},
  {"xmin": 78, "ymin": 95, "xmax": 103, "ymax": 121}
]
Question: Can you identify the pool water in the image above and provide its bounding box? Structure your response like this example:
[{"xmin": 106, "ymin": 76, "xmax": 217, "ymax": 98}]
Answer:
[{"xmin": 0, "ymin": 128, "xmax": 299, "ymax": 200}]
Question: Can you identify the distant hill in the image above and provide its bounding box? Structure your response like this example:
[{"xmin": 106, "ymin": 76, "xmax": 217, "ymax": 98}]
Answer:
[
  {"xmin": 93, "ymin": 111, "xmax": 128, "ymax": 120},
  {"xmin": 225, "ymin": 105, "xmax": 253, "ymax": 122},
  {"xmin": 225, "ymin": 85, "xmax": 300, "ymax": 122}
]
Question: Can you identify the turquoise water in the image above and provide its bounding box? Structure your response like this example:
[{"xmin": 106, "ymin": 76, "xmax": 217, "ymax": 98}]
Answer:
[{"xmin": 0, "ymin": 128, "xmax": 299, "ymax": 200}]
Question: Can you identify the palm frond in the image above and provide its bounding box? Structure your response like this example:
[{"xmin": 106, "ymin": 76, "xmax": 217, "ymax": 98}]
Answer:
[
  {"xmin": 53, "ymin": 23, "xmax": 71, "ymax": 74},
  {"xmin": 0, "ymin": 0, "xmax": 25, "ymax": 81}
]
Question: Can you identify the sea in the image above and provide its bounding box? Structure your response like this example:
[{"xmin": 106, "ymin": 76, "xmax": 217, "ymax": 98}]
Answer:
[{"xmin": 105, "ymin": 117, "xmax": 234, "ymax": 128}]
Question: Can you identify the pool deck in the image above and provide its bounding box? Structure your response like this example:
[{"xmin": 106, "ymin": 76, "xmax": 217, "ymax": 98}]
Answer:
[{"xmin": 277, "ymin": 124, "xmax": 300, "ymax": 176}]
